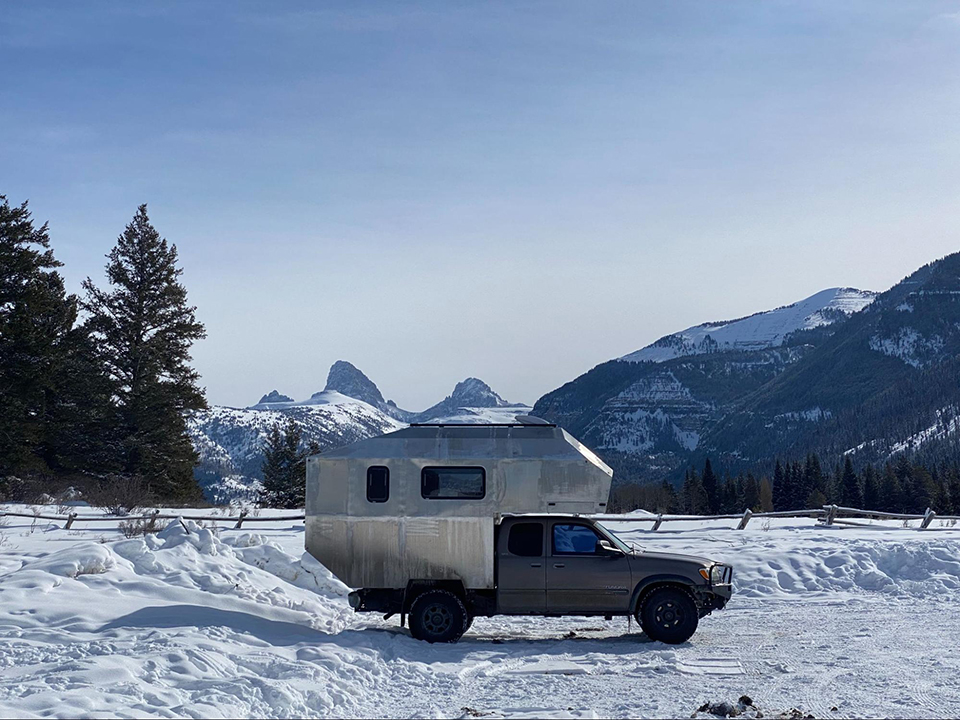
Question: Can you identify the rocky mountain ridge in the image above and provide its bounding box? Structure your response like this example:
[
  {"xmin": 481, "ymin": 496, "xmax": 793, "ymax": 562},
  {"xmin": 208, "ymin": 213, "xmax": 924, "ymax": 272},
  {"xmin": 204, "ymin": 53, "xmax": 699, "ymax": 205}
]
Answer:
[{"xmin": 533, "ymin": 254, "xmax": 960, "ymax": 483}]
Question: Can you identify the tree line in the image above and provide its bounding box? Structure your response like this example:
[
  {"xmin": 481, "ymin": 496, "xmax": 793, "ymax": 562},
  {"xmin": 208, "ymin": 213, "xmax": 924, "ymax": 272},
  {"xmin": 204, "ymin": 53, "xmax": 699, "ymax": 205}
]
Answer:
[
  {"xmin": 608, "ymin": 454, "xmax": 960, "ymax": 516},
  {"xmin": 0, "ymin": 195, "xmax": 206, "ymax": 506}
]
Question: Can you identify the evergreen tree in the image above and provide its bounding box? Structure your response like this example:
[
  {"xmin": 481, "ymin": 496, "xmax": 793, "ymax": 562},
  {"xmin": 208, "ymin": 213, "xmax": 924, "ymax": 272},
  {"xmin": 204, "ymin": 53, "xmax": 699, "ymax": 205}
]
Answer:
[
  {"xmin": 0, "ymin": 196, "xmax": 79, "ymax": 476},
  {"xmin": 862, "ymin": 464, "xmax": 880, "ymax": 510},
  {"xmin": 743, "ymin": 473, "xmax": 760, "ymax": 511},
  {"xmin": 758, "ymin": 477, "xmax": 774, "ymax": 512},
  {"xmin": 880, "ymin": 464, "xmax": 902, "ymax": 512},
  {"xmin": 772, "ymin": 460, "xmax": 786, "ymax": 510},
  {"xmin": 81, "ymin": 205, "xmax": 206, "ymax": 501},
  {"xmin": 701, "ymin": 458, "xmax": 719, "ymax": 513},
  {"xmin": 947, "ymin": 467, "xmax": 960, "ymax": 515},
  {"xmin": 259, "ymin": 420, "xmax": 315, "ymax": 508},
  {"xmin": 839, "ymin": 456, "xmax": 863, "ymax": 507},
  {"xmin": 682, "ymin": 469, "xmax": 709, "ymax": 514}
]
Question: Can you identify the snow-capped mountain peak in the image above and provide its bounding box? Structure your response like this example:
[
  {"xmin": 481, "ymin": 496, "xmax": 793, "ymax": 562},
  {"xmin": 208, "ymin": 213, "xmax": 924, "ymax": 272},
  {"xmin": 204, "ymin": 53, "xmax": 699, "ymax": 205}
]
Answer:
[
  {"xmin": 257, "ymin": 390, "xmax": 293, "ymax": 405},
  {"xmin": 323, "ymin": 360, "xmax": 386, "ymax": 407},
  {"xmin": 448, "ymin": 377, "xmax": 510, "ymax": 408},
  {"xmin": 621, "ymin": 287, "xmax": 876, "ymax": 363}
]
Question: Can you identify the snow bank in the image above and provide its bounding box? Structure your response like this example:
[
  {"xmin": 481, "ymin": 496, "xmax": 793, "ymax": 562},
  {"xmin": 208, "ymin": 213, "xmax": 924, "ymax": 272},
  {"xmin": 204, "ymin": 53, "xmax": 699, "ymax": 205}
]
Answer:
[{"xmin": 727, "ymin": 539, "xmax": 960, "ymax": 599}]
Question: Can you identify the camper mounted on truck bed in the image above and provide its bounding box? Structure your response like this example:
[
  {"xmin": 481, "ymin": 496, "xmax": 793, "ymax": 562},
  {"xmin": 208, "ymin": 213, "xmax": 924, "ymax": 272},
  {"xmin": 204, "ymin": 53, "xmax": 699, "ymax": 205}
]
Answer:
[{"xmin": 305, "ymin": 417, "xmax": 732, "ymax": 644}]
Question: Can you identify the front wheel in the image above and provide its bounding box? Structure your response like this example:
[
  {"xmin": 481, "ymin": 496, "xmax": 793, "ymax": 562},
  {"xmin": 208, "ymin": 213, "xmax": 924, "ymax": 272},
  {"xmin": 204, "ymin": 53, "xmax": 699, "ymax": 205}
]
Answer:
[
  {"xmin": 638, "ymin": 587, "xmax": 699, "ymax": 644},
  {"xmin": 408, "ymin": 590, "xmax": 469, "ymax": 643}
]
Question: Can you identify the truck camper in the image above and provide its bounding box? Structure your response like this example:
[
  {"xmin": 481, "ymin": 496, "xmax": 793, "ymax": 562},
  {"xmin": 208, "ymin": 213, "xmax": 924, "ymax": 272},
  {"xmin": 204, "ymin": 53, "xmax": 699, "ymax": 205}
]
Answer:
[{"xmin": 305, "ymin": 417, "xmax": 732, "ymax": 644}]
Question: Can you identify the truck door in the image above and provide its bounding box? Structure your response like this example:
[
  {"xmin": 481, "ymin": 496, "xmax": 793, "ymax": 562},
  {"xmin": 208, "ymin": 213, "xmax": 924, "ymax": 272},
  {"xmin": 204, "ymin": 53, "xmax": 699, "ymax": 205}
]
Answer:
[
  {"xmin": 546, "ymin": 522, "xmax": 632, "ymax": 613},
  {"xmin": 496, "ymin": 520, "xmax": 546, "ymax": 613}
]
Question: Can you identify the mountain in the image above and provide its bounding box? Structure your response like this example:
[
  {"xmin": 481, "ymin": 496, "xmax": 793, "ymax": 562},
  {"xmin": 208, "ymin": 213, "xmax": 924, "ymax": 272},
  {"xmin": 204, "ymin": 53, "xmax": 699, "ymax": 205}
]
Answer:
[
  {"xmin": 415, "ymin": 377, "xmax": 528, "ymax": 423},
  {"xmin": 189, "ymin": 392, "xmax": 404, "ymax": 503},
  {"xmin": 534, "ymin": 254, "xmax": 960, "ymax": 484},
  {"xmin": 188, "ymin": 365, "xmax": 529, "ymax": 502},
  {"xmin": 533, "ymin": 286, "xmax": 878, "ymax": 482},
  {"xmin": 621, "ymin": 288, "xmax": 876, "ymax": 363},
  {"xmin": 697, "ymin": 254, "xmax": 960, "ymax": 472},
  {"xmin": 253, "ymin": 390, "xmax": 294, "ymax": 408}
]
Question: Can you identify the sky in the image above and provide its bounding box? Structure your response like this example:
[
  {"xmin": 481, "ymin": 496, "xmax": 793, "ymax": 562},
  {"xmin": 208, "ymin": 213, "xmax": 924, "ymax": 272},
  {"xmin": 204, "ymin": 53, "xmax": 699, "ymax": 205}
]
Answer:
[{"xmin": 3, "ymin": 1, "xmax": 960, "ymax": 410}]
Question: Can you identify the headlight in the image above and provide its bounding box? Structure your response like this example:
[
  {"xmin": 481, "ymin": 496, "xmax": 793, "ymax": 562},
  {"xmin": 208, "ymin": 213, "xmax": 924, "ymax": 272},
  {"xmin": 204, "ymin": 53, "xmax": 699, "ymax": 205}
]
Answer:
[{"xmin": 711, "ymin": 564, "xmax": 731, "ymax": 585}]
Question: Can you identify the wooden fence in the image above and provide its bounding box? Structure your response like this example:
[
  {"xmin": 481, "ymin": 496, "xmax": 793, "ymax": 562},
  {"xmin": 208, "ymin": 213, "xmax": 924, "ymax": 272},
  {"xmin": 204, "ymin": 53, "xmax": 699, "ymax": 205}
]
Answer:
[
  {"xmin": 1, "ymin": 504, "xmax": 959, "ymax": 533},
  {"xmin": 594, "ymin": 505, "xmax": 960, "ymax": 531},
  {"xmin": 0, "ymin": 508, "xmax": 303, "ymax": 530}
]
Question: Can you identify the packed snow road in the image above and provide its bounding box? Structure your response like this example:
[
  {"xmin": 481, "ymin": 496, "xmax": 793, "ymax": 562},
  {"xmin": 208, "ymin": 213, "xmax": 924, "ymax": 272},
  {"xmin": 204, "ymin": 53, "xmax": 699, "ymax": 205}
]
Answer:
[{"xmin": 0, "ymin": 509, "xmax": 958, "ymax": 719}]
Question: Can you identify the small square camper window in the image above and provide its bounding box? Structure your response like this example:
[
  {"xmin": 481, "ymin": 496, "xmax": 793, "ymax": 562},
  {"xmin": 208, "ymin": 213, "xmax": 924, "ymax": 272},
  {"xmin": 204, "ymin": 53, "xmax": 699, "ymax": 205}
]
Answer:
[
  {"xmin": 366, "ymin": 466, "xmax": 389, "ymax": 502},
  {"xmin": 421, "ymin": 467, "xmax": 485, "ymax": 499}
]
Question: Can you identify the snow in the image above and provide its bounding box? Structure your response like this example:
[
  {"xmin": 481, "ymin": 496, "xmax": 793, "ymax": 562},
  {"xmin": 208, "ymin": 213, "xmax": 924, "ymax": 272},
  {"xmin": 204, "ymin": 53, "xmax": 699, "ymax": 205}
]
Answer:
[
  {"xmin": 2, "ymin": 507, "xmax": 959, "ymax": 718},
  {"xmin": 621, "ymin": 288, "xmax": 876, "ymax": 363},
  {"xmin": 421, "ymin": 405, "xmax": 534, "ymax": 425},
  {"xmin": 868, "ymin": 328, "xmax": 944, "ymax": 368}
]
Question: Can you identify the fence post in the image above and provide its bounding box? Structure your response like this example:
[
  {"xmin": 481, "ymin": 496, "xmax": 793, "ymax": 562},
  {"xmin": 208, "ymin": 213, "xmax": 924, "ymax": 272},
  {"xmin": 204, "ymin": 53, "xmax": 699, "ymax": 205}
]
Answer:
[
  {"xmin": 64, "ymin": 512, "xmax": 77, "ymax": 530},
  {"xmin": 651, "ymin": 514, "xmax": 663, "ymax": 532},
  {"xmin": 921, "ymin": 508, "xmax": 936, "ymax": 530},
  {"xmin": 234, "ymin": 509, "xmax": 248, "ymax": 530},
  {"xmin": 823, "ymin": 505, "xmax": 838, "ymax": 526},
  {"xmin": 736, "ymin": 509, "xmax": 753, "ymax": 530}
]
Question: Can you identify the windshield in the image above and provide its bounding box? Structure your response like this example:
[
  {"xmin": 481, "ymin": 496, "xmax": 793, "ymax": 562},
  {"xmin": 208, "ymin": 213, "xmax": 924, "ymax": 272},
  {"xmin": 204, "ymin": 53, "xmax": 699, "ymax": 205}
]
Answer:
[{"xmin": 594, "ymin": 522, "xmax": 634, "ymax": 553}]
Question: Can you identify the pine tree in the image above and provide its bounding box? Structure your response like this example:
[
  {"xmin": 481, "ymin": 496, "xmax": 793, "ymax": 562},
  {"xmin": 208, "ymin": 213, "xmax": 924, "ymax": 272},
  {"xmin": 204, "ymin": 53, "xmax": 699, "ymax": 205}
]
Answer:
[
  {"xmin": 259, "ymin": 419, "xmax": 313, "ymax": 509},
  {"xmin": 743, "ymin": 473, "xmax": 760, "ymax": 511},
  {"xmin": 701, "ymin": 458, "xmax": 719, "ymax": 513},
  {"xmin": 758, "ymin": 477, "xmax": 774, "ymax": 512},
  {"xmin": 772, "ymin": 460, "xmax": 786, "ymax": 511},
  {"xmin": 862, "ymin": 464, "xmax": 880, "ymax": 510},
  {"xmin": 880, "ymin": 464, "xmax": 902, "ymax": 512},
  {"xmin": 0, "ymin": 196, "xmax": 79, "ymax": 476},
  {"xmin": 81, "ymin": 205, "xmax": 206, "ymax": 501},
  {"xmin": 839, "ymin": 456, "xmax": 862, "ymax": 508}
]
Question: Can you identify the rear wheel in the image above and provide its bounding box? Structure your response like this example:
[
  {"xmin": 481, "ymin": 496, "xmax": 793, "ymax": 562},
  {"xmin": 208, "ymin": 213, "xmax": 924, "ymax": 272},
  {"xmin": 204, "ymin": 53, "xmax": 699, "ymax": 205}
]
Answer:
[
  {"xmin": 409, "ymin": 590, "xmax": 469, "ymax": 643},
  {"xmin": 638, "ymin": 587, "xmax": 698, "ymax": 644}
]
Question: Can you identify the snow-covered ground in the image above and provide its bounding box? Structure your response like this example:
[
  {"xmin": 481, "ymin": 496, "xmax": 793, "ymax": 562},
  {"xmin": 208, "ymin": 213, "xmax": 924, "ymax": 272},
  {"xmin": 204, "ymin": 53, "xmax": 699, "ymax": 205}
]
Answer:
[{"xmin": 1, "ymin": 507, "xmax": 959, "ymax": 718}]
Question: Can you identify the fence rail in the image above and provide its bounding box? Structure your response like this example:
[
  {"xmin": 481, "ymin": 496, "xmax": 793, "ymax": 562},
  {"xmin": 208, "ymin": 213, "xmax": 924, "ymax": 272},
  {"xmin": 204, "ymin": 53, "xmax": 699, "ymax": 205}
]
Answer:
[
  {"xmin": 594, "ymin": 504, "xmax": 960, "ymax": 531},
  {"xmin": 1, "ymin": 505, "xmax": 959, "ymax": 532},
  {"xmin": 0, "ymin": 508, "xmax": 304, "ymax": 529}
]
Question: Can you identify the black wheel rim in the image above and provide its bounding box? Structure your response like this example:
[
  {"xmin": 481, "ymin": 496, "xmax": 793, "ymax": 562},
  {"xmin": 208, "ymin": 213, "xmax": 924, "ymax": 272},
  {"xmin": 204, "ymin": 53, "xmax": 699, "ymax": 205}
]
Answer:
[
  {"xmin": 422, "ymin": 603, "xmax": 453, "ymax": 635},
  {"xmin": 653, "ymin": 600, "xmax": 684, "ymax": 629}
]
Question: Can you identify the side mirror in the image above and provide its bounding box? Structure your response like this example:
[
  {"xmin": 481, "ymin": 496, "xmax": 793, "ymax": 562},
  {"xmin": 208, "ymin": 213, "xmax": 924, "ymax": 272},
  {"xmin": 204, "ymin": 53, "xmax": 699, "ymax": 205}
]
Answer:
[{"xmin": 597, "ymin": 539, "xmax": 623, "ymax": 556}]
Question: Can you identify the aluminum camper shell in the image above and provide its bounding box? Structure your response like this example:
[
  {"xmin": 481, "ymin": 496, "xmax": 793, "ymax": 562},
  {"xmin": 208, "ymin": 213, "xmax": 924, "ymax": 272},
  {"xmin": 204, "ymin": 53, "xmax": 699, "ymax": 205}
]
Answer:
[{"xmin": 304, "ymin": 422, "xmax": 614, "ymax": 590}]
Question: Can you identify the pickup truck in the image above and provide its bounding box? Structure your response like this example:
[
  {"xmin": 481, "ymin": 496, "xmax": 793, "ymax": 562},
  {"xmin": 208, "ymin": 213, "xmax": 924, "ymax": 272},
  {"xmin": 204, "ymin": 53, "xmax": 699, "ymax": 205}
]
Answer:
[{"xmin": 348, "ymin": 514, "xmax": 733, "ymax": 644}]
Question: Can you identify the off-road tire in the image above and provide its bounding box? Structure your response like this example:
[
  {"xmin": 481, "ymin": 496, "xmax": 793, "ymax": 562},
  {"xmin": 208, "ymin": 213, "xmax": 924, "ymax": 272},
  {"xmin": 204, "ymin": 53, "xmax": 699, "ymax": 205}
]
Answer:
[
  {"xmin": 408, "ymin": 590, "xmax": 469, "ymax": 643},
  {"xmin": 638, "ymin": 587, "xmax": 699, "ymax": 644}
]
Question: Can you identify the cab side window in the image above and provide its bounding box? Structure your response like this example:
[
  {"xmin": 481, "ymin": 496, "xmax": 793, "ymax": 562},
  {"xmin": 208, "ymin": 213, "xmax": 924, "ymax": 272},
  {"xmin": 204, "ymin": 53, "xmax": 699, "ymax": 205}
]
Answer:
[
  {"xmin": 507, "ymin": 522, "xmax": 544, "ymax": 557},
  {"xmin": 552, "ymin": 524, "xmax": 602, "ymax": 555},
  {"xmin": 366, "ymin": 466, "xmax": 389, "ymax": 503}
]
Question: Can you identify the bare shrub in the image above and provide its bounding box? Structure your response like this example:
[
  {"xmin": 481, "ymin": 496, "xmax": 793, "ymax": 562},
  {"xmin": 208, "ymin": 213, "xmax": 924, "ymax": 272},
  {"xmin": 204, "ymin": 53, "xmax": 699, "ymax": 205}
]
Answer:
[
  {"xmin": 91, "ymin": 476, "xmax": 154, "ymax": 516},
  {"xmin": 761, "ymin": 519, "xmax": 772, "ymax": 532},
  {"xmin": 118, "ymin": 514, "xmax": 162, "ymax": 538}
]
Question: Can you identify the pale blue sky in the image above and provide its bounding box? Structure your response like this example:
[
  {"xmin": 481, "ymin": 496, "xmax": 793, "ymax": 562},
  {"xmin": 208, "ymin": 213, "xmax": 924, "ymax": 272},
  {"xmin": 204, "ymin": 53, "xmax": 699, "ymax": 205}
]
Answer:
[{"xmin": 3, "ymin": 1, "xmax": 960, "ymax": 409}]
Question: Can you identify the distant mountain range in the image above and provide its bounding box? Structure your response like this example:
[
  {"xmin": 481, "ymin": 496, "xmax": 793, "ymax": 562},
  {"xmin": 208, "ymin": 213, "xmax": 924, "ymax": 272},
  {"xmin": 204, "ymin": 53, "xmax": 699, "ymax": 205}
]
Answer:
[
  {"xmin": 190, "ymin": 251, "xmax": 960, "ymax": 501},
  {"xmin": 533, "ymin": 253, "xmax": 960, "ymax": 483},
  {"xmin": 188, "ymin": 364, "xmax": 530, "ymax": 501}
]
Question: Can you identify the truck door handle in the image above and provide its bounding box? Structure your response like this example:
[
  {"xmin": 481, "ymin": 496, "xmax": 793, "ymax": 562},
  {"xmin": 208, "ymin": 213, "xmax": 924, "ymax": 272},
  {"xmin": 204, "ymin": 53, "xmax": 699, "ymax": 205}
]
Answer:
[
  {"xmin": 530, "ymin": 563, "xmax": 542, "ymax": 568},
  {"xmin": 553, "ymin": 563, "xmax": 565, "ymax": 568}
]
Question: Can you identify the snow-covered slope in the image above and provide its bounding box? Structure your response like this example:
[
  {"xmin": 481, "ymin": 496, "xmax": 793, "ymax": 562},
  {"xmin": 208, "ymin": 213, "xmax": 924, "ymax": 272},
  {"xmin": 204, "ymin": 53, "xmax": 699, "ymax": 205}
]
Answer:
[
  {"xmin": 621, "ymin": 288, "xmax": 876, "ymax": 363},
  {"xmin": 191, "ymin": 364, "xmax": 528, "ymax": 502},
  {"xmin": 2, "ymin": 509, "xmax": 959, "ymax": 718},
  {"xmin": 189, "ymin": 392, "xmax": 404, "ymax": 503}
]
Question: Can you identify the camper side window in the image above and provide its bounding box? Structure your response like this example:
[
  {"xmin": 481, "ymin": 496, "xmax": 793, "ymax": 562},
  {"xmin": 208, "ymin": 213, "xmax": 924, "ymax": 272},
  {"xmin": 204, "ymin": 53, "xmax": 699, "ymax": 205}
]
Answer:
[
  {"xmin": 421, "ymin": 467, "xmax": 485, "ymax": 499},
  {"xmin": 366, "ymin": 466, "xmax": 389, "ymax": 503}
]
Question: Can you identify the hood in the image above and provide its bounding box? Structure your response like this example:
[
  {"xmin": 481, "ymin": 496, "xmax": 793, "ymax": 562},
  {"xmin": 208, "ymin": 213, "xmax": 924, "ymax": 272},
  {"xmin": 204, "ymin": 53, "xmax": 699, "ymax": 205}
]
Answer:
[{"xmin": 633, "ymin": 550, "xmax": 713, "ymax": 566}]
